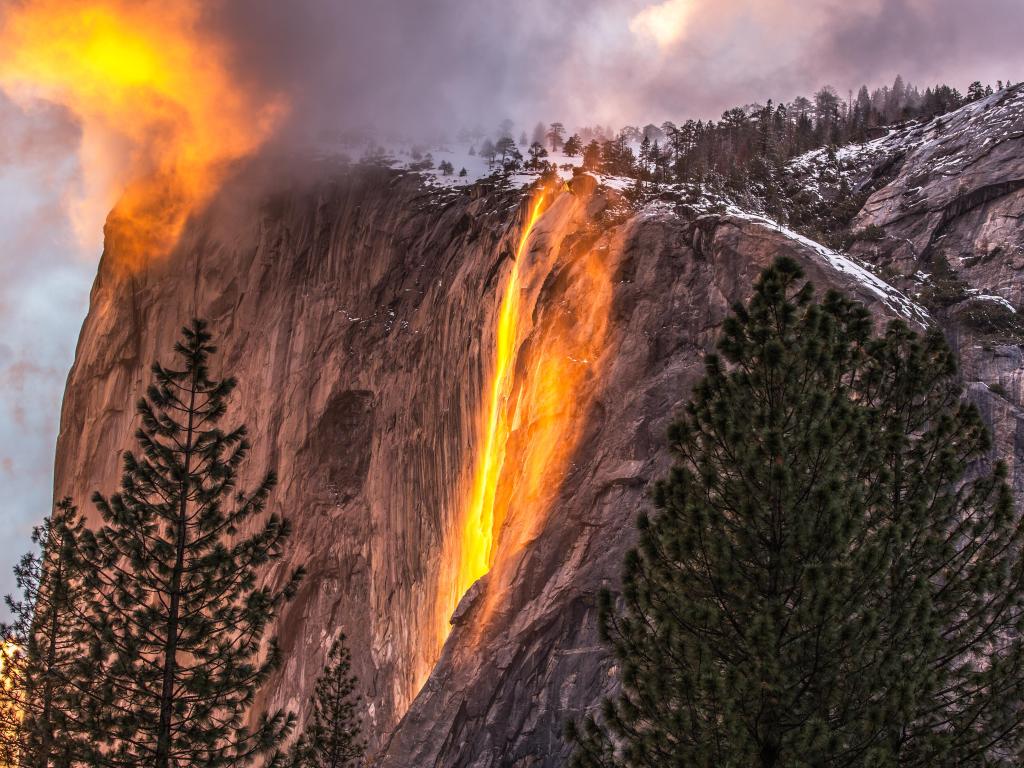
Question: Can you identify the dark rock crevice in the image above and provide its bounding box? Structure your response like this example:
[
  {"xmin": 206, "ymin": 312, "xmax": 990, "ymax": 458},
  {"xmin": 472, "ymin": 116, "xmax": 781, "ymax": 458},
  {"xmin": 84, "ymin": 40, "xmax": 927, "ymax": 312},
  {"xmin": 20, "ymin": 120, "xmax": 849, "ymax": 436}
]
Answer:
[{"xmin": 921, "ymin": 179, "xmax": 1024, "ymax": 261}]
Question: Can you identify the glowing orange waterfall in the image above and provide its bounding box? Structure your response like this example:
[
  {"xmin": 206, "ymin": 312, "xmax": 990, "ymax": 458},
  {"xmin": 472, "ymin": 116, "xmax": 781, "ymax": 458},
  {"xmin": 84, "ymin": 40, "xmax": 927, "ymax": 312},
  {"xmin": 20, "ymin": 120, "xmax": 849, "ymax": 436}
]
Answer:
[
  {"xmin": 457, "ymin": 193, "xmax": 548, "ymax": 600},
  {"xmin": 473, "ymin": 199, "xmax": 612, "ymax": 628},
  {"xmin": 421, "ymin": 185, "xmax": 613, "ymax": 691}
]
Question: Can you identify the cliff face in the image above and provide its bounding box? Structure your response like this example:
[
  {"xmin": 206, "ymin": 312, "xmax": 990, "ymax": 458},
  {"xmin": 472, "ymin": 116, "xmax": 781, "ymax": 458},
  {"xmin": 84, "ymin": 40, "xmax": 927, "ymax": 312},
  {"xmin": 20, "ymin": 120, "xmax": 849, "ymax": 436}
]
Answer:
[
  {"xmin": 846, "ymin": 86, "xmax": 1024, "ymax": 503},
  {"xmin": 54, "ymin": 90, "xmax": 1024, "ymax": 768},
  {"xmin": 57, "ymin": 165, "xmax": 523, "ymax": 739}
]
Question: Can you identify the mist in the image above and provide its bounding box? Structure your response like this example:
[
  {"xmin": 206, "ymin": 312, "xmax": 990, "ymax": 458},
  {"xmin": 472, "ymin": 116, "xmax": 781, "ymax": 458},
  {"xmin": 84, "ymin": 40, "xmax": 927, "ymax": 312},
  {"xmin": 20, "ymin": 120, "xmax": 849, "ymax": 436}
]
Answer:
[{"xmin": 212, "ymin": 0, "xmax": 1024, "ymax": 139}]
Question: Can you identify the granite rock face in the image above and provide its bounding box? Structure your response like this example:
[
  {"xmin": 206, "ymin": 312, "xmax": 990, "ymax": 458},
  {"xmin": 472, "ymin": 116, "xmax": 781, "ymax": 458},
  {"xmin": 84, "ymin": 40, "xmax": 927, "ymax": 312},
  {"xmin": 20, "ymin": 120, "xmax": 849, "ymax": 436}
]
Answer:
[
  {"xmin": 54, "ymin": 90, "xmax": 1024, "ymax": 768},
  {"xmin": 843, "ymin": 86, "xmax": 1024, "ymax": 502},
  {"xmin": 57, "ymin": 165, "xmax": 525, "ymax": 747},
  {"xmin": 852, "ymin": 85, "xmax": 1024, "ymax": 285}
]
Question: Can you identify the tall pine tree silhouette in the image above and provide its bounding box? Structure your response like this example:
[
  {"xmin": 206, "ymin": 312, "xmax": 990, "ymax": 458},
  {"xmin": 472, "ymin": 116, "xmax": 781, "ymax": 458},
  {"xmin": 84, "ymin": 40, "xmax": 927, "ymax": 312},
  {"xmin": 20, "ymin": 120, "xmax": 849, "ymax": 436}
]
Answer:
[
  {"xmin": 0, "ymin": 500, "xmax": 89, "ymax": 768},
  {"xmin": 569, "ymin": 258, "xmax": 1024, "ymax": 767},
  {"xmin": 287, "ymin": 635, "xmax": 364, "ymax": 768},
  {"xmin": 78, "ymin": 319, "xmax": 303, "ymax": 768}
]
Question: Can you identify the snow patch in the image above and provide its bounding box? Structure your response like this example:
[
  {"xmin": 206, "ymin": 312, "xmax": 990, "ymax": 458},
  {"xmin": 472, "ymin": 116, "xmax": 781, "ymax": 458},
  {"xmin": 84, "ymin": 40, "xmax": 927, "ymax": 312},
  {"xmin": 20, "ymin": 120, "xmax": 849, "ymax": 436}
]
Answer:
[
  {"xmin": 724, "ymin": 208, "xmax": 931, "ymax": 326},
  {"xmin": 965, "ymin": 289, "xmax": 1017, "ymax": 313}
]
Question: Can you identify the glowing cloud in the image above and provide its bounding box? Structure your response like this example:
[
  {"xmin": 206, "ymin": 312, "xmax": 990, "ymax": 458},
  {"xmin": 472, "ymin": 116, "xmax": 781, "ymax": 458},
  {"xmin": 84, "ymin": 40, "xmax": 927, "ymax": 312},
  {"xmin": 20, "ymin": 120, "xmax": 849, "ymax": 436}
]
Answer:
[
  {"xmin": 629, "ymin": 0, "xmax": 694, "ymax": 49},
  {"xmin": 0, "ymin": 0, "xmax": 286, "ymax": 268}
]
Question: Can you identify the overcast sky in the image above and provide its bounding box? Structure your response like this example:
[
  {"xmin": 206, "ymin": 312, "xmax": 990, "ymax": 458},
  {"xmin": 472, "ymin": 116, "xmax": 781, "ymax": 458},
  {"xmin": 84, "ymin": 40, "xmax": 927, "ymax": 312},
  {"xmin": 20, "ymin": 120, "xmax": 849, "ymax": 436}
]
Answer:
[{"xmin": 1, "ymin": 0, "xmax": 1024, "ymax": 604}]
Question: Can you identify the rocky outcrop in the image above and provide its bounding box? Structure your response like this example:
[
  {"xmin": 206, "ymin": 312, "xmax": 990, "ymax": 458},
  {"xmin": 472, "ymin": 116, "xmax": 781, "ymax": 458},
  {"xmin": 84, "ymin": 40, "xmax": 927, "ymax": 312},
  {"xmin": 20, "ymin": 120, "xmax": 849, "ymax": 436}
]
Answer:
[
  {"xmin": 785, "ymin": 85, "xmax": 1024, "ymax": 504},
  {"xmin": 57, "ymin": 164, "xmax": 524, "ymax": 746},
  {"xmin": 852, "ymin": 85, "xmax": 1024, "ymax": 282},
  {"xmin": 54, "ymin": 89, "xmax": 1024, "ymax": 767},
  {"xmin": 840, "ymin": 86, "xmax": 1024, "ymax": 503}
]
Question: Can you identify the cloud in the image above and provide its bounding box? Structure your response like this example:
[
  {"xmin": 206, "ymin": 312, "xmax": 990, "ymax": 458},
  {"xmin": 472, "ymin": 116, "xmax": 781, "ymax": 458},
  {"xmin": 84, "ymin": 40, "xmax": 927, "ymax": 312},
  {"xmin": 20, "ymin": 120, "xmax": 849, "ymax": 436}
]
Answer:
[
  {"xmin": 0, "ymin": 90, "xmax": 92, "ymax": 607},
  {"xmin": 629, "ymin": 0, "xmax": 695, "ymax": 50},
  {"xmin": 203, "ymin": 0, "xmax": 1024, "ymax": 135},
  {"xmin": 815, "ymin": 0, "xmax": 1024, "ymax": 88},
  {"xmin": 11, "ymin": 1, "xmax": 1019, "ymax": 162}
]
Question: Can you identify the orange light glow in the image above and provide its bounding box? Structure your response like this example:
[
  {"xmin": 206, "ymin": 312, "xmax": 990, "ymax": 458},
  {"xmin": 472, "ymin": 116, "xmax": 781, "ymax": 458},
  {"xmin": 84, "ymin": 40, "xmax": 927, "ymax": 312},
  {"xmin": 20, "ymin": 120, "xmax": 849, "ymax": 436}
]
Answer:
[
  {"xmin": 474, "ymin": 204, "xmax": 612, "ymax": 627},
  {"xmin": 0, "ymin": 0, "xmax": 285, "ymax": 267},
  {"xmin": 0, "ymin": 642, "xmax": 18, "ymax": 684},
  {"xmin": 418, "ymin": 194, "xmax": 550, "ymax": 693},
  {"xmin": 0, "ymin": 641, "xmax": 22, "ymax": 765}
]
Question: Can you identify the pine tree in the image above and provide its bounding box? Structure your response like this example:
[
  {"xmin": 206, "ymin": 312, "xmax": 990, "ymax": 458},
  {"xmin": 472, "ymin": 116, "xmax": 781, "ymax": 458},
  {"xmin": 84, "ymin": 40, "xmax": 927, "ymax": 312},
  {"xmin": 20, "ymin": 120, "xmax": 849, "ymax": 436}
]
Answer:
[
  {"xmin": 496, "ymin": 118, "xmax": 515, "ymax": 140},
  {"xmin": 287, "ymin": 636, "xmax": 364, "ymax": 768},
  {"xmin": 546, "ymin": 122, "xmax": 566, "ymax": 152},
  {"xmin": 569, "ymin": 258, "xmax": 1024, "ymax": 767},
  {"xmin": 480, "ymin": 139, "xmax": 497, "ymax": 167},
  {"xmin": 494, "ymin": 136, "xmax": 521, "ymax": 171},
  {"xmin": 0, "ymin": 501, "xmax": 89, "ymax": 768},
  {"xmin": 582, "ymin": 140, "xmax": 602, "ymax": 171},
  {"xmin": 527, "ymin": 141, "xmax": 548, "ymax": 170},
  {"xmin": 77, "ymin": 319, "xmax": 304, "ymax": 768},
  {"xmin": 531, "ymin": 121, "xmax": 547, "ymax": 147},
  {"xmin": 638, "ymin": 135, "xmax": 652, "ymax": 179}
]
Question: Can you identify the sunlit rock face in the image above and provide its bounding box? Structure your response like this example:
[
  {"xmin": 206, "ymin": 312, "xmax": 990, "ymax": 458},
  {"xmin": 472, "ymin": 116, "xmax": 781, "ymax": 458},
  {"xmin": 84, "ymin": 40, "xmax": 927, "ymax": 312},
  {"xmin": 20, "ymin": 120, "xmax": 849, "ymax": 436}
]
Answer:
[
  {"xmin": 374, "ymin": 206, "xmax": 928, "ymax": 767},
  {"xmin": 55, "ymin": 88, "xmax": 1024, "ymax": 768},
  {"xmin": 56, "ymin": 164, "xmax": 523, "ymax": 746}
]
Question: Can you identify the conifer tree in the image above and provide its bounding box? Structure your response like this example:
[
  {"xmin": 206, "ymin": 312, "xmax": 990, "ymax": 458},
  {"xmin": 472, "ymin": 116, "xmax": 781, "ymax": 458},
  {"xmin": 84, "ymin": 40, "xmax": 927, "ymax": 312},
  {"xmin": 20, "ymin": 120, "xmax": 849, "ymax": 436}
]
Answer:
[
  {"xmin": 546, "ymin": 122, "xmax": 566, "ymax": 152},
  {"xmin": 569, "ymin": 258, "xmax": 1024, "ymax": 768},
  {"xmin": 531, "ymin": 121, "xmax": 548, "ymax": 147},
  {"xmin": 638, "ymin": 135, "xmax": 652, "ymax": 180},
  {"xmin": 288, "ymin": 636, "xmax": 364, "ymax": 768},
  {"xmin": 0, "ymin": 501, "xmax": 89, "ymax": 768},
  {"xmin": 527, "ymin": 142, "xmax": 549, "ymax": 170},
  {"xmin": 480, "ymin": 139, "xmax": 497, "ymax": 168},
  {"xmin": 563, "ymin": 134, "xmax": 583, "ymax": 157},
  {"xmin": 77, "ymin": 319, "xmax": 303, "ymax": 768},
  {"xmin": 495, "ymin": 136, "xmax": 520, "ymax": 170}
]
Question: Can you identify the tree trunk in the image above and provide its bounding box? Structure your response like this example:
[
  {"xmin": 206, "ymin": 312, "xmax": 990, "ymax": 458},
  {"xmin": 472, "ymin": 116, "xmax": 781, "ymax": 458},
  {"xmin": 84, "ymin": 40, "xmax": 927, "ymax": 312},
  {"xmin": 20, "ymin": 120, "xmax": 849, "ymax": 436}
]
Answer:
[
  {"xmin": 154, "ymin": 381, "xmax": 197, "ymax": 768},
  {"xmin": 35, "ymin": 538, "xmax": 64, "ymax": 768},
  {"xmin": 760, "ymin": 740, "xmax": 780, "ymax": 768}
]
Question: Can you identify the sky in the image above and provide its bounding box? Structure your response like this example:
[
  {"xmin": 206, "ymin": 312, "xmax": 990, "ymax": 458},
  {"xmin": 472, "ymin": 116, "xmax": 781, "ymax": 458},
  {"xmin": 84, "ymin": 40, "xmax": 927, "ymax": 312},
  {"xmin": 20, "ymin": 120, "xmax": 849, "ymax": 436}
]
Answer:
[{"xmin": 1, "ymin": 0, "xmax": 1024, "ymax": 602}]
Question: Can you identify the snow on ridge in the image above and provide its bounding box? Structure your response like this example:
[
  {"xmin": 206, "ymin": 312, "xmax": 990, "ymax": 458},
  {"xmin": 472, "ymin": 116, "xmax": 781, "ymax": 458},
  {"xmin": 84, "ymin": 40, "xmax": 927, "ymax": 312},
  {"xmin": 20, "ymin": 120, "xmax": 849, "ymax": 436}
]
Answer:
[
  {"xmin": 788, "ymin": 131, "xmax": 896, "ymax": 176},
  {"xmin": 786, "ymin": 87, "xmax": 1024, "ymax": 199},
  {"xmin": 965, "ymin": 289, "xmax": 1017, "ymax": 313},
  {"xmin": 723, "ymin": 207, "xmax": 931, "ymax": 326}
]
